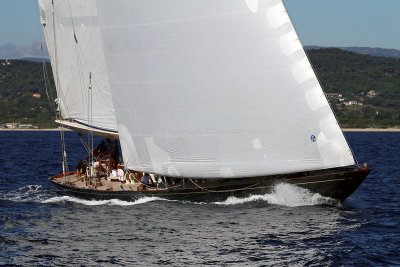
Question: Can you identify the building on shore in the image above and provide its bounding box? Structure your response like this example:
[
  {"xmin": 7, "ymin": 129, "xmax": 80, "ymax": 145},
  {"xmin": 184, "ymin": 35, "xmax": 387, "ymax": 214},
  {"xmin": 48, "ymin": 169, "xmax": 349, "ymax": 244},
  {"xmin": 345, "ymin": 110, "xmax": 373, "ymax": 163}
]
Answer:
[
  {"xmin": 3, "ymin": 122, "xmax": 19, "ymax": 129},
  {"xmin": 344, "ymin": 101, "xmax": 363, "ymax": 106},
  {"xmin": 1, "ymin": 123, "xmax": 38, "ymax": 129},
  {"xmin": 367, "ymin": 90, "xmax": 377, "ymax": 98},
  {"xmin": 19, "ymin": 124, "xmax": 38, "ymax": 129}
]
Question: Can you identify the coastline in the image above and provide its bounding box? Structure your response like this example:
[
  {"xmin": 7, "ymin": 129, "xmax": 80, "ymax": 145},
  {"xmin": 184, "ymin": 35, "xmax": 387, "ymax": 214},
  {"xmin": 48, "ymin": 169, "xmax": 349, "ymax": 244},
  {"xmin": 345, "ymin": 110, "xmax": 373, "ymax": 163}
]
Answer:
[
  {"xmin": 0, "ymin": 128, "xmax": 71, "ymax": 131},
  {"xmin": 342, "ymin": 128, "xmax": 400, "ymax": 132},
  {"xmin": 0, "ymin": 128, "xmax": 399, "ymax": 132}
]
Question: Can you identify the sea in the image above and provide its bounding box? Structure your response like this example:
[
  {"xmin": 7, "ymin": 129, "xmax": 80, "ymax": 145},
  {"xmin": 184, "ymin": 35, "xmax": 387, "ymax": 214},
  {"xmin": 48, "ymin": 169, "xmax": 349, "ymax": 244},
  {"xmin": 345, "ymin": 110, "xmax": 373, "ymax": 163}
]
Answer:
[{"xmin": 0, "ymin": 131, "xmax": 399, "ymax": 266}]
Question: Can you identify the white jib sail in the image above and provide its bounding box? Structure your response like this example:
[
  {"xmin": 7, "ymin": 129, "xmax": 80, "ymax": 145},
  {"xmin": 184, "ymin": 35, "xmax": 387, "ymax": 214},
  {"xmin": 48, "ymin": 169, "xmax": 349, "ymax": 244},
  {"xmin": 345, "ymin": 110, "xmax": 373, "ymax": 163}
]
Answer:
[
  {"xmin": 38, "ymin": 0, "xmax": 117, "ymax": 132},
  {"xmin": 96, "ymin": 0, "xmax": 355, "ymax": 178}
]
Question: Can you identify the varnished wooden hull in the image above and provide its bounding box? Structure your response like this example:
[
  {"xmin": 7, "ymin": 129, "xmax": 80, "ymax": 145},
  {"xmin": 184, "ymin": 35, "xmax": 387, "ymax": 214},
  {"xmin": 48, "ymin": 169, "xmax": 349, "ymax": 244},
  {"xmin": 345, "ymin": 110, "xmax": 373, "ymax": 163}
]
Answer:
[{"xmin": 49, "ymin": 167, "xmax": 370, "ymax": 202}]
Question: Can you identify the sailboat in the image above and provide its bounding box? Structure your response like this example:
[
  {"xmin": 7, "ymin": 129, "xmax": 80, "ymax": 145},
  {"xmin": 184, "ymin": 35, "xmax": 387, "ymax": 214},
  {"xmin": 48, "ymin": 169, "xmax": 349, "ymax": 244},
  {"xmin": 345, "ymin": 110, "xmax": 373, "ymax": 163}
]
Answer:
[{"xmin": 39, "ymin": 0, "xmax": 370, "ymax": 202}]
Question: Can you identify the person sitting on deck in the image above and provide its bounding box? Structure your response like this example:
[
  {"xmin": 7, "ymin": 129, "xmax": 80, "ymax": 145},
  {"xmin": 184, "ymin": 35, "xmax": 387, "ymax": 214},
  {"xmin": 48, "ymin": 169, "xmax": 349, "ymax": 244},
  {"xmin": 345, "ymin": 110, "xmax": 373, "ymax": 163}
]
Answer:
[
  {"xmin": 92, "ymin": 161, "xmax": 106, "ymax": 178},
  {"xmin": 111, "ymin": 164, "xmax": 125, "ymax": 182},
  {"xmin": 141, "ymin": 173, "xmax": 151, "ymax": 185},
  {"xmin": 139, "ymin": 173, "xmax": 154, "ymax": 190}
]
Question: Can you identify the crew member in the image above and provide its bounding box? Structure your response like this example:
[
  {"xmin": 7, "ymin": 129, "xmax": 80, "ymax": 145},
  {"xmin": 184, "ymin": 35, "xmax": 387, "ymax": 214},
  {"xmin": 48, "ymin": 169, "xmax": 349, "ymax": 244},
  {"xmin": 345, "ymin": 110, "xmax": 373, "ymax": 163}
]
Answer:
[
  {"xmin": 141, "ymin": 173, "xmax": 153, "ymax": 186},
  {"xmin": 76, "ymin": 159, "xmax": 86, "ymax": 176}
]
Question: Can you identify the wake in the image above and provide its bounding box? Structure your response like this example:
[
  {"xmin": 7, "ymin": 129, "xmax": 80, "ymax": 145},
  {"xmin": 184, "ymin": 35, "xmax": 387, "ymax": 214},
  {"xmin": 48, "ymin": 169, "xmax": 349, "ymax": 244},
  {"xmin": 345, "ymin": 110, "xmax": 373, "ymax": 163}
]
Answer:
[
  {"xmin": 2, "ymin": 183, "xmax": 340, "ymax": 207},
  {"xmin": 213, "ymin": 183, "xmax": 341, "ymax": 207},
  {"xmin": 0, "ymin": 185, "xmax": 53, "ymax": 203},
  {"xmin": 1, "ymin": 185, "xmax": 172, "ymax": 206},
  {"xmin": 41, "ymin": 196, "xmax": 168, "ymax": 206}
]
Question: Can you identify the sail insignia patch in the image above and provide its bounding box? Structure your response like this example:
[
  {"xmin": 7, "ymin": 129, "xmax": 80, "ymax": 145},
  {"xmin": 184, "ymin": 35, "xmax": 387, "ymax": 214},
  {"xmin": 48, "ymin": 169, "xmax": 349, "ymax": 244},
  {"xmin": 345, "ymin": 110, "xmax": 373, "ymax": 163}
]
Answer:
[{"xmin": 310, "ymin": 135, "xmax": 316, "ymax": 142}]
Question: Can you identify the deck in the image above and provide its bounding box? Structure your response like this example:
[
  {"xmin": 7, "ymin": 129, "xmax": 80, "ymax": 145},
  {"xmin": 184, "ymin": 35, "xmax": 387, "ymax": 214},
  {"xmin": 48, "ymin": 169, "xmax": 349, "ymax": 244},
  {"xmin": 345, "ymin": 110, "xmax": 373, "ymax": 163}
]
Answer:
[{"xmin": 51, "ymin": 173, "xmax": 170, "ymax": 192}]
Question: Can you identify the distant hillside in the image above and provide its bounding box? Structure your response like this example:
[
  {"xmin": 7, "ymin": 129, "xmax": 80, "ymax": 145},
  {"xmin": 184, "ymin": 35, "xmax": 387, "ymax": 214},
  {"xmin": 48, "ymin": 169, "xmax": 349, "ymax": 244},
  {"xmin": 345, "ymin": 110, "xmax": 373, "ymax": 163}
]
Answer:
[
  {"xmin": 307, "ymin": 48, "xmax": 400, "ymax": 128},
  {"xmin": 0, "ymin": 49, "xmax": 399, "ymax": 128},
  {"xmin": 305, "ymin": 46, "xmax": 400, "ymax": 59},
  {"xmin": 0, "ymin": 59, "xmax": 56, "ymax": 128}
]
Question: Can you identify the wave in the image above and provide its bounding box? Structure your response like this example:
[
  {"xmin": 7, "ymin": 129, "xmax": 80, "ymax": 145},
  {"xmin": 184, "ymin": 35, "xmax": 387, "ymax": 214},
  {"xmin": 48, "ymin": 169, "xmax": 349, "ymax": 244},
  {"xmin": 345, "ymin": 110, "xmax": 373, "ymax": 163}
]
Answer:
[
  {"xmin": 41, "ymin": 196, "xmax": 168, "ymax": 206},
  {"xmin": 1, "ymin": 185, "xmax": 172, "ymax": 206},
  {"xmin": 0, "ymin": 185, "xmax": 54, "ymax": 203},
  {"xmin": 214, "ymin": 183, "xmax": 341, "ymax": 207}
]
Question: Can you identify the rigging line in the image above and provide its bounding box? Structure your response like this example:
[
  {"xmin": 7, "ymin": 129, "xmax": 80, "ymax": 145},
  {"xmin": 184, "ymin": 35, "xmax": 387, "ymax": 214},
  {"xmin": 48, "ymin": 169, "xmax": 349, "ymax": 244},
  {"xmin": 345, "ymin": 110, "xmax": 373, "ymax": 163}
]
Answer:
[
  {"xmin": 60, "ymin": 121, "xmax": 69, "ymax": 173},
  {"xmin": 51, "ymin": 2, "xmax": 63, "ymax": 113},
  {"xmin": 41, "ymin": 52, "xmax": 56, "ymax": 113},
  {"xmin": 89, "ymin": 72, "xmax": 94, "ymax": 163},
  {"xmin": 36, "ymin": 2, "xmax": 69, "ymax": 176},
  {"xmin": 188, "ymin": 179, "xmax": 261, "ymax": 193},
  {"xmin": 39, "ymin": 41, "xmax": 57, "ymax": 115},
  {"xmin": 77, "ymin": 133, "xmax": 92, "ymax": 155},
  {"xmin": 34, "ymin": 1, "xmax": 57, "ymax": 115},
  {"xmin": 50, "ymin": 0, "xmax": 68, "ymax": 175},
  {"xmin": 65, "ymin": 2, "xmax": 112, "ymax": 126},
  {"xmin": 66, "ymin": 0, "xmax": 89, "ymax": 122},
  {"xmin": 66, "ymin": 0, "xmax": 95, "ymax": 161},
  {"xmin": 281, "ymin": 1, "xmax": 360, "ymax": 168},
  {"xmin": 189, "ymin": 179, "xmax": 207, "ymax": 191},
  {"xmin": 89, "ymin": 12, "xmax": 94, "ymax": 165},
  {"xmin": 50, "ymin": 17, "xmax": 71, "ymax": 116},
  {"xmin": 88, "ymin": 0, "xmax": 116, "ymax": 129}
]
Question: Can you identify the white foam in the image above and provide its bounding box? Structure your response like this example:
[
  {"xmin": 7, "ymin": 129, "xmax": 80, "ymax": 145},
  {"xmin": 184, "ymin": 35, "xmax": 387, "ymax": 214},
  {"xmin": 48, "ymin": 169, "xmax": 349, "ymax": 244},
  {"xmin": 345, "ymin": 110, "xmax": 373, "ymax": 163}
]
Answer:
[
  {"xmin": 214, "ymin": 183, "xmax": 340, "ymax": 207},
  {"xmin": 3, "ymin": 184, "xmax": 339, "ymax": 208},
  {"xmin": 41, "ymin": 196, "xmax": 168, "ymax": 206},
  {"xmin": 1, "ymin": 185, "xmax": 171, "ymax": 206},
  {"xmin": 0, "ymin": 185, "xmax": 51, "ymax": 202}
]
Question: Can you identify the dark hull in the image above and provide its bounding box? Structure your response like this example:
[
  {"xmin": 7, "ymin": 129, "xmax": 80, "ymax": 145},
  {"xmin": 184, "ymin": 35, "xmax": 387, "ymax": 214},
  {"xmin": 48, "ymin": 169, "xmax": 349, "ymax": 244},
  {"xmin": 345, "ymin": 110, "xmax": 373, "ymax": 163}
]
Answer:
[{"xmin": 50, "ymin": 167, "xmax": 370, "ymax": 202}]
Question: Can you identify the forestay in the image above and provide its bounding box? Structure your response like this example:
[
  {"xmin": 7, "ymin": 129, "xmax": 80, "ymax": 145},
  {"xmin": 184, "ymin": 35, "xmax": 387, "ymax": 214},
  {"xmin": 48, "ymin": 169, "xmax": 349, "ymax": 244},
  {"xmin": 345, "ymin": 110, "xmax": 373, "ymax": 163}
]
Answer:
[
  {"xmin": 39, "ymin": 0, "xmax": 117, "ymax": 132},
  {"xmin": 96, "ymin": 0, "xmax": 355, "ymax": 178}
]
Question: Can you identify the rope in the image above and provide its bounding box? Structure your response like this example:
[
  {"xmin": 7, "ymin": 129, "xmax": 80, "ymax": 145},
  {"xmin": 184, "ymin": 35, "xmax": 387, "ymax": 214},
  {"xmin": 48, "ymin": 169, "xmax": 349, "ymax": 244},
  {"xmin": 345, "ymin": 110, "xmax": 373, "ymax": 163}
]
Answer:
[
  {"xmin": 34, "ymin": 1, "xmax": 57, "ymax": 116},
  {"xmin": 189, "ymin": 179, "xmax": 207, "ymax": 191},
  {"xmin": 47, "ymin": 1, "xmax": 69, "ymax": 175},
  {"xmin": 189, "ymin": 179, "xmax": 261, "ymax": 193},
  {"xmin": 77, "ymin": 133, "xmax": 92, "ymax": 155}
]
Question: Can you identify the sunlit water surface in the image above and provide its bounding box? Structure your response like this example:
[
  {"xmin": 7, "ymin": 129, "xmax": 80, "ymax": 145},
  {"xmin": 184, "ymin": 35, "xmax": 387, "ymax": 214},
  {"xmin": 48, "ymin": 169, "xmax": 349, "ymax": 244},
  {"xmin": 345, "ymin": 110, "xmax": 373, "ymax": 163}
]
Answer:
[{"xmin": 0, "ymin": 131, "xmax": 399, "ymax": 266}]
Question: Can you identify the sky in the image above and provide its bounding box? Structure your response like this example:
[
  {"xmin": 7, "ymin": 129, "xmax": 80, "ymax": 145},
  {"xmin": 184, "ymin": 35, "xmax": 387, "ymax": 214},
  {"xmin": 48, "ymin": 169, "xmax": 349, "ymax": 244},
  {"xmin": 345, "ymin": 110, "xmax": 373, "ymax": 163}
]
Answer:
[
  {"xmin": 0, "ymin": 0, "xmax": 399, "ymax": 58},
  {"xmin": 285, "ymin": 0, "xmax": 400, "ymax": 50}
]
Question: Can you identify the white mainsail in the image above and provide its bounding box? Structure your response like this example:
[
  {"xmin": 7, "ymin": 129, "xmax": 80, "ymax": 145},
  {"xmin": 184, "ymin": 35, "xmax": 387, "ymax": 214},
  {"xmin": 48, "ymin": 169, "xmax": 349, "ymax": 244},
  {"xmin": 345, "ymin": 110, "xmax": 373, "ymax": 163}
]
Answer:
[
  {"xmin": 39, "ymin": 0, "xmax": 117, "ymax": 133},
  {"xmin": 95, "ymin": 0, "xmax": 355, "ymax": 178}
]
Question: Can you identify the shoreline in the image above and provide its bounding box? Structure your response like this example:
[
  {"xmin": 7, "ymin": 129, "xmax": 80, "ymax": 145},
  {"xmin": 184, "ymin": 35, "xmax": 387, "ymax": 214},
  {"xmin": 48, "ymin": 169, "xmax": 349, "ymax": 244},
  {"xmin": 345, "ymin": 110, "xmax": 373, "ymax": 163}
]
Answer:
[
  {"xmin": 0, "ymin": 128, "xmax": 71, "ymax": 131},
  {"xmin": 1, "ymin": 128, "xmax": 399, "ymax": 132},
  {"xmin": 342, "ymin": 128, "xmax": 400, "ymax": 132}
]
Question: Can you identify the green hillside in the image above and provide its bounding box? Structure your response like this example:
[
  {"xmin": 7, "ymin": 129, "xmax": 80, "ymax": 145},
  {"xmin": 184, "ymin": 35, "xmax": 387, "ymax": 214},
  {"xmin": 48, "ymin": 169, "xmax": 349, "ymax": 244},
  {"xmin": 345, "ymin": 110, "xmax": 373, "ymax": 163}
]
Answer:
[
  {"xmin": 307, "ymin": 48, "xmax": 400, "ymax": 128},
  {"xmin": 0, "ymin": 48, "xmax": 399, "ymax": 128},
  {"xmin": 0, "ymin": 60, "xmax": 56, "ymax": 128}
]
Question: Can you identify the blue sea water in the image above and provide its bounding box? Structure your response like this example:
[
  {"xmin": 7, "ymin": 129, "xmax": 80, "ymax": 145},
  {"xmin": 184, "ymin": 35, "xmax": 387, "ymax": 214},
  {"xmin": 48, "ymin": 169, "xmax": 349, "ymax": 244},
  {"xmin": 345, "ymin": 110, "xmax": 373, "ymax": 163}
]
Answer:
[{"xmin": 0, "ymin": 131, "xmax": 399, "ymax": 266}]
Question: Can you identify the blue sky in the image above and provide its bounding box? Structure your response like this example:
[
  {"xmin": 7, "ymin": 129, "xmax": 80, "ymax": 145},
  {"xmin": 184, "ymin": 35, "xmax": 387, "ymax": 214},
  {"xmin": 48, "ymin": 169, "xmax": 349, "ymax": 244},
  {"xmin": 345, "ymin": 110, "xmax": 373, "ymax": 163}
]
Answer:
[
  {"xmin": 0, "ymin": 0, "xmax": 399, "ymax": 58},
  {"xmin": 285, "ymin": 0, "xmax": 400, "ymax": 49}
]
